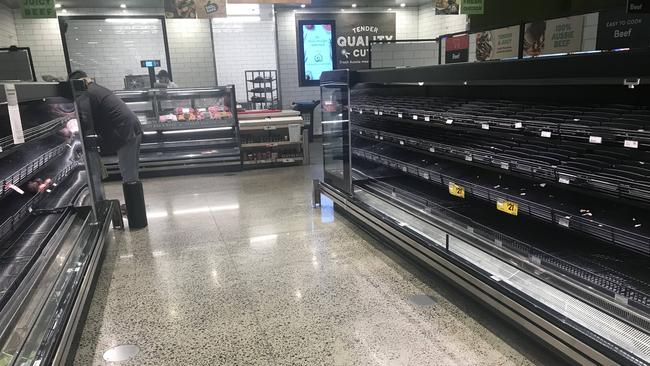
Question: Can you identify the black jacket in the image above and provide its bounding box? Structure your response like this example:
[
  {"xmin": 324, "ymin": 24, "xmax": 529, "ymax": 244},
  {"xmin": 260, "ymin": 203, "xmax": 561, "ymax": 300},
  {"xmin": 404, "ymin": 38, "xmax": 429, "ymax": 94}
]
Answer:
[{"xmin": 78, "ymin": 83, "xmax": 142, "ymax": 153}]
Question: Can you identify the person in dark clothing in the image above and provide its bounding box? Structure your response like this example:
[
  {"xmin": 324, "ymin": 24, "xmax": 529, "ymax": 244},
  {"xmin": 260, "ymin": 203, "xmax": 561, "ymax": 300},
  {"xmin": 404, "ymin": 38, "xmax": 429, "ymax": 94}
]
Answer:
[{"xmin": 68, "ymin": 70, "xmax": 142, "ymax": 183}]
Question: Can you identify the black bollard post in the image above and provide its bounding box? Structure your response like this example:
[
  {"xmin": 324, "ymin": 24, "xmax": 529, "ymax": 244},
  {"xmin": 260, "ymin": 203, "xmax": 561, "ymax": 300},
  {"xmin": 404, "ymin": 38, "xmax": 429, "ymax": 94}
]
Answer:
[{"xmin": 123, "ymin": 181, "xmax": 148, "ymax": 229}]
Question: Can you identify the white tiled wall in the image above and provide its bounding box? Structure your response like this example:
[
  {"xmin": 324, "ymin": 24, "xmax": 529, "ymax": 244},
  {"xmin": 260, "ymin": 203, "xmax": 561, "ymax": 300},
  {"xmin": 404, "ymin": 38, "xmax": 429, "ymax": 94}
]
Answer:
[
  {"xmin": 418, "ymin": 3, "xmax": 468, "ymax": 39},
  {"xmin": 0, "ymin": 3, "xmax": 17, "ymax": 47},
  {"xmin": 13, "ymin": 13, "xmax": 67, "ymax": 80},
  {"xmin": 64, "ymin": 19, "xmax": 168, "ymax": 90},
  {"xmin": 167, "ymin": 19, "xmax": 217, "ymax": 87},
  {"xmin": 212, "ymin": 5, "xmax": 277, "ymax": 102},
  {"xmin": 371, "ymin": 41, "xmax": 439, "ymax": 68}
]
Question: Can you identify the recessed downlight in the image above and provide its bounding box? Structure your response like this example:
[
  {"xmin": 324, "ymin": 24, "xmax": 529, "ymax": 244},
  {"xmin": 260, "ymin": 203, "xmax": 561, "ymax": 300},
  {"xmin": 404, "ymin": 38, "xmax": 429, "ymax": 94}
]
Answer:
[
  {"xmin": 120, "ymin": 3, "xmax": 127, "ymax": 8},
  {"xmin": 351, "ymin": 3, "xmax": 357, "ymax": 7},
  {"xmin": 300, "ymin": 3, "xmax": 305, "ymax": 8},
  {"xmin": 54, "ymin": 3, "xmax": 61, "ymax": 8},
  {"xmin": 400, "ymin": 3, "xmax": 406, "ymax": 7}
]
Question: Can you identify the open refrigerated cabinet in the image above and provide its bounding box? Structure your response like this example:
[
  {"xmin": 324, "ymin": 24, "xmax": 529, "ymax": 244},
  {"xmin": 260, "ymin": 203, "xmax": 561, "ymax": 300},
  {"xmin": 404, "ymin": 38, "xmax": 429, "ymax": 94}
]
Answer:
[
  {"xmin": 319, "ymin": 51, "xmax": 650, "ymax": 366},
  {"xmin": 108, "ymin": 86, "xmax": 241, "ymax": 177},
  {"xmin": 238, "ymin": 110, "xmax": 306, "ymax": 168},
  {"xmin": 0, "ymin": 82, "xmax": 116, "ymax": 365}
]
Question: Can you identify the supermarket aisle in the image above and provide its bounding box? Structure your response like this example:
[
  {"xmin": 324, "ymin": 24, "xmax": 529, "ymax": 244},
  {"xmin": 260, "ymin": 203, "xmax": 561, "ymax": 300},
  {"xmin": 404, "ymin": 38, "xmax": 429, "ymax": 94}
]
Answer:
[{"xmin": 73, "ymin": 148, "xmax": 565, "ymax": 365}]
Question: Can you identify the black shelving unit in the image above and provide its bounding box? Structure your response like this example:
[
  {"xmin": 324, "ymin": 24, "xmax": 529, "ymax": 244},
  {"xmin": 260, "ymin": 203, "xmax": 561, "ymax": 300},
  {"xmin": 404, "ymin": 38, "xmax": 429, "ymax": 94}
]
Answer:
[
  {"xmin": 245, "ymin": 70, "xmax": 279, "ymax": 110},
  {"xmin": 319, "ymin": 50, "xmax": 650, "ymax": 366},
  {"xmin": 111, "ymin": 86, "xmax": 241, "ymax": 177}
]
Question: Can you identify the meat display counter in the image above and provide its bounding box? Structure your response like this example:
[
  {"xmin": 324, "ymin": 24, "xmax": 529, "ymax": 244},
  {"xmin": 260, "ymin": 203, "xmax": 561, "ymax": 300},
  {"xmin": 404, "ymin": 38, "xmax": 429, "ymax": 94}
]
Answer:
[
  {"xmin": 319, "ymin": 50, "xmax": 650, "ymax": 365},
  {"xmin": 0, "ymin": 82, "xmax": 117, "ymax": 365},
  {"xmin": 108, "ymin": 86, "xmax": 241, "ymax": 177}
]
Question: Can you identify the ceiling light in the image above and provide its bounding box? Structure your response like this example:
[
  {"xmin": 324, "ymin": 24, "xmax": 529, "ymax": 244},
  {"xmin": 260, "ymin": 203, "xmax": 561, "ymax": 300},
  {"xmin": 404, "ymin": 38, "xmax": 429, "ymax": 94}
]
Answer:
[
  {"xmin": 387, "ymin": 8, "xmax": 392, "ymax": 11},
  {"xmin": 351, "ymin": 3, "xmax": 357, "ymax": 7},
  {"xmin": 300, "ymin": 3, "xmax": 305, "ymax": 8},
  {"xmin": 400, "ymin": 3, "xmax": 406, "ymax": 7},
  {"xmin": 120, "ymin": 3, "xmax": 127, "ymax": 8},
  {"xmin": 54, "ymin": 3, "xmax": 61, "ymax": 8},
  {"xmin": 61, "ymin": 8, "xmax": 67, "ymax": 13}
]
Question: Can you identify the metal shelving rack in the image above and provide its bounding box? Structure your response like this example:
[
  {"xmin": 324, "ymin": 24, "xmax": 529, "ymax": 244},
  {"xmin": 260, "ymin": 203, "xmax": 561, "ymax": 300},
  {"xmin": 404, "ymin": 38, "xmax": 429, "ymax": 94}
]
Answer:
[
  {"xmin": 318, "ymin": 50, "xmax": 650, "ymax": 366},
  {"xmin": 111, "ymin": 86, "xmax": 241, "ymax": 177},
  {"xmin": 245, "ymin": 70, "xmax": 279, "ymax": 110}
]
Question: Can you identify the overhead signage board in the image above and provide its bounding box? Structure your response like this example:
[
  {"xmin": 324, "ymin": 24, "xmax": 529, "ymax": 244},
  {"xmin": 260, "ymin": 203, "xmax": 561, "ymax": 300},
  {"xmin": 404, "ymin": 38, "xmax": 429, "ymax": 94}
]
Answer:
[
  {"xmin": 444, "ymin": 34, "xmax": 469, "ymax": 63},
  {"xmin": 472, "ymin": 25, "xmax": 520, "ymax": 61},
  {"xmin": 461, "ymin": 0, "xmax": 484, "ymax": 15},
  {"xmin": 596, "ymin": 10, "xmax": 650, "ymax": 50},
  {"xmin": 523, "ymin": 15, "xmax": 584, "ymax": 56},
  {"xmin": 296, "ymin": 12, "xmax": 396, "ymax": 72},
  {"xmin": 21, "ymin": 0, "xmax": 56, "ymax": 18}
]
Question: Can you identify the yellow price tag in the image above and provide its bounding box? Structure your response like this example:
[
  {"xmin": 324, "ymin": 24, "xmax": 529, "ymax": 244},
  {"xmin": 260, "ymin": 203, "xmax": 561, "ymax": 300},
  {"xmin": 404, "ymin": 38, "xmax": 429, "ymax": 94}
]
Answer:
[
  {"xmin": 496, "ymin": 199, "xmax": 518, "ymax": 216},
  {"xmin": 448, "ymin": 182, "xmax": 465, "ymax": 198}
]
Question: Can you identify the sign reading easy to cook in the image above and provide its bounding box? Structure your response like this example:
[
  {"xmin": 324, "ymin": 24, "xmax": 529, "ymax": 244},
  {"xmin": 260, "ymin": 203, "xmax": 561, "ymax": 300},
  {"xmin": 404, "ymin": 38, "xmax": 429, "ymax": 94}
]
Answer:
[
  {"xmin": 523, "ymin": 15, "xmax": 584, "ymax": 56},
  {"xmin": 297, "ymin": 12, "xmax": 396, "ymax": 71},
  {"xmin": 444, "ymin": 34, "xmax": 469, "ymax": 63},
  {"xmin": 596, "ymin": 9, "xmax": 650, "ymax": 50},
  {"xmin": 21, "ymin": 0, "xmax": 56, "ymax": 18}
]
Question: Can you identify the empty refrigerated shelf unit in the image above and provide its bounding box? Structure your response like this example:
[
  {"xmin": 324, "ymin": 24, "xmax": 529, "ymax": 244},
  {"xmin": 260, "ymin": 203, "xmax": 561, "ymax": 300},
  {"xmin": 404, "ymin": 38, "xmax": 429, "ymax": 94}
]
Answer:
[{"xmin": 319, "ymin": 51, "xmax": 650, "ymax": 365}]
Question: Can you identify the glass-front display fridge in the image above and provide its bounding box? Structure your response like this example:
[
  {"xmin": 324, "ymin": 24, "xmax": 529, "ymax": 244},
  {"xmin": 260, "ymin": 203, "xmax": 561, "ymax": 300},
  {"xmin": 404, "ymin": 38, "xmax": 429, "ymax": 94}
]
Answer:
[
  {"xmin": 0, "ymin": 81, "xmax": 118, "ymax": 366},
  {"xmin": 109, "ymin": 86, "xmax": 241, "ymax": 177},
  {"xmin": 319, "ymin": 50, "xmax": 650, "ymax": 366}
]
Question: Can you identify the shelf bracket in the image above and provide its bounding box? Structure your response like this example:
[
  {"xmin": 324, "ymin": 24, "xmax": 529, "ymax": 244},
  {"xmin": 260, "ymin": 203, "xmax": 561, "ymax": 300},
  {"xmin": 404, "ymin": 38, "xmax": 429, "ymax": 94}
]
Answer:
[{"xmin": 623, "ymin": 78, "xmax": 640, "ymax": 89}]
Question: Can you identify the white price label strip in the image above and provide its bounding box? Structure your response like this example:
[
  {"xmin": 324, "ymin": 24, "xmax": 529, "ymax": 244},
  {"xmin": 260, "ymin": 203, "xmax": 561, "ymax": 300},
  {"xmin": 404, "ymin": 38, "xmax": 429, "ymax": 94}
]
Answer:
[
  {"xmin": 5, "ymin": 84, "xmax": 24, "ymax": 144},
  {"xmin": 589, "ymin": 136, "xmax": 602, "ymax": 144},
  {"xmin": 424, "ymin": 116, "xmax": 431, "ymax": 122},
  {"xmin": 445, "ymin": 119, "xmax": 453, "ymax": 125},
  {"xmin": 429, "ymin": 147, "xmax": 435, "ymax": 153},
  {"xmin": 359, "ymin": 110, "xmax": 363, "ymax": 114},
  {"xmin": 514, "ymin": 122, "xmax": 523, "ymax": 129},
  {"xmin": 558, "ymin": 176, "xmax": 570, "ymax": 184},
  {"xmin": 481, "ymin": 123, "xmax": 490, "ymax": 130},
  {"xmin": 624, "ymin": 140, "xmax": 639, "ymax": 149},
  {"xmin": 541, "ymin": 131, "xmax": 552, "ymax": 138},
  {"xmin": 399, "ymin": 140, "xmax": 404, "ymax": 145},
  {"xmin": 374, "ymin": 110, "xmax": 379, "ymax": 115},
  {"xmin": 412, "ymin": 115, "xmax": 418, "ymax": 120},
  {"xmin": 379, "ymin": 111, "xmax": 383, "ymax": 115},
  {"xmin": 398, "ymin": 113, "xmax": 403, "ymax": 118}
]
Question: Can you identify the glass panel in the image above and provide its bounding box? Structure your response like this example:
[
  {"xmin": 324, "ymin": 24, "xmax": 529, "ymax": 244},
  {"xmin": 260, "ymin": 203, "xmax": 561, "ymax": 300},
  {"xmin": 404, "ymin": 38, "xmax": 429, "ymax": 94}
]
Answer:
[
  {"xmin": 61, "ymin": 18, "xmax": 168, "ymax": 91},
  {"xmin": 321, "ymin": 72, "xmax": 351, "ymax": 195}
]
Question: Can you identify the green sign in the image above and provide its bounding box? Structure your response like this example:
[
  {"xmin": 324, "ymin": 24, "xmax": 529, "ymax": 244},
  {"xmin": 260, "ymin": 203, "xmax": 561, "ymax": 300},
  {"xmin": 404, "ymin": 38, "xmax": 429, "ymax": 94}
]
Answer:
[
  {"xmin": 461, "ymin": 0, "xmax": 484, "ymax": 14},
  {"xmin": 21, "ymin": 0, "xmax": 56, "ymax": 19}
]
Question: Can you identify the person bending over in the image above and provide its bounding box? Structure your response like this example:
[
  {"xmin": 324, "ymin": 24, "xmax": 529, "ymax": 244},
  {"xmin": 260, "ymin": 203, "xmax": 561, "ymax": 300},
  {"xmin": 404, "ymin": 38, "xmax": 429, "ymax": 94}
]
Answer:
[{"xmin": 68, "ymin": 70, "xmax": 142, "ymax": 183}]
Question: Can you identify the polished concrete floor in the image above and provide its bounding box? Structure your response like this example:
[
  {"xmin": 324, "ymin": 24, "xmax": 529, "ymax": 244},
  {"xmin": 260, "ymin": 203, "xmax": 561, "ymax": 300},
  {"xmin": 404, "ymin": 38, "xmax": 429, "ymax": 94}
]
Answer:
[{"xmin": 73, "ymin": 154, "xmax": 567, "ymax": 365}]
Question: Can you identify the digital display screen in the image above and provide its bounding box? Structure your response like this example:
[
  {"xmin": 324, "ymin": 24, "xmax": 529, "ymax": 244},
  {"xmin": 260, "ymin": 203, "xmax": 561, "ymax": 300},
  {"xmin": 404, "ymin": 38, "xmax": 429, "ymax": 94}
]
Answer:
[
  {"xmin": 140, "ymin": 59, "xmax": 161, "ymax": 68},
  {"xmin": 298, "ymin": 21, "xmax": 335, "ymax": 86}
]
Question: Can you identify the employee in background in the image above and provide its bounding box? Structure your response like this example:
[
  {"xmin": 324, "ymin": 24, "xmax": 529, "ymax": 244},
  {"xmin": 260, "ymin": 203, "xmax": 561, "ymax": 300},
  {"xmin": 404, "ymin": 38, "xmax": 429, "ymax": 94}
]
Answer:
[
  {"xmin": 68, "ymin": 70, "xmax": 142, "ymax": 184},
  {"xmin": 157, "ymin": 70, "xmax": 178, "ymax": 88}
]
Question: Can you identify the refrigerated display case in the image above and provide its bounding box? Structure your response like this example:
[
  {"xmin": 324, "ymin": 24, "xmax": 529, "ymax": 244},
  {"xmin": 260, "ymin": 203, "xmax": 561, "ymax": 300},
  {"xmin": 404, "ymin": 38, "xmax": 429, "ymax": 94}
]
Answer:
[
  {"xmin": 0, "ymin": 82, "xmax": 117, "ymax": 366},
  {"xmin": 319, "ymin": 50, "xmax": 650, "ymax": 365},
  {"xmin": 238, "ymin": 110, "xmax": 306, "ymax": 168},
  {"xmin": 106, "ymin": 86, "xmax": 241, "ymax": 177}
]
